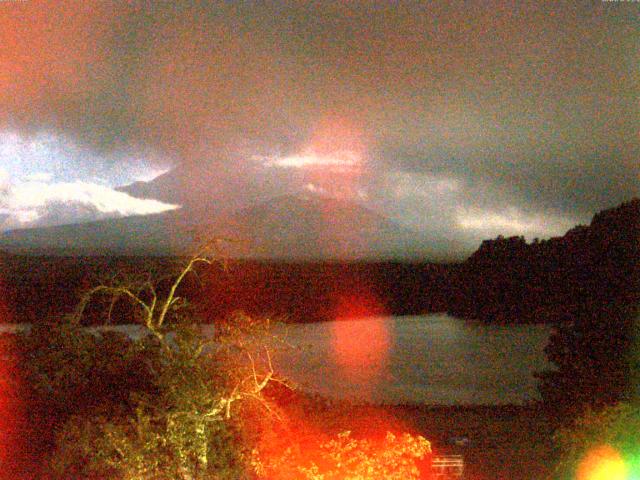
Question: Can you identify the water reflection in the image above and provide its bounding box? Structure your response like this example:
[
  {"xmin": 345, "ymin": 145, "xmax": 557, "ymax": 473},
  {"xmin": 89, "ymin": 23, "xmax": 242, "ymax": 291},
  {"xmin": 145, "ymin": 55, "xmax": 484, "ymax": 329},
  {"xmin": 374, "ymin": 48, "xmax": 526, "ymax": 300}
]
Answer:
[{"xmin": 270, "ymin": 314, "xmax": 552, "ymax": 405}]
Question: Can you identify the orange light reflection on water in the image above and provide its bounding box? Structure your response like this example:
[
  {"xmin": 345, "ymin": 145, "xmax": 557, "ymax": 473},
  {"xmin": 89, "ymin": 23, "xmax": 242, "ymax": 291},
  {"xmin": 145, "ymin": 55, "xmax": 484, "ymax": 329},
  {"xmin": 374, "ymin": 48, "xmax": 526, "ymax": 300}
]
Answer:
[{"xmin": 329, "ymin": 291, "xmax": 391, "ymax": 398}]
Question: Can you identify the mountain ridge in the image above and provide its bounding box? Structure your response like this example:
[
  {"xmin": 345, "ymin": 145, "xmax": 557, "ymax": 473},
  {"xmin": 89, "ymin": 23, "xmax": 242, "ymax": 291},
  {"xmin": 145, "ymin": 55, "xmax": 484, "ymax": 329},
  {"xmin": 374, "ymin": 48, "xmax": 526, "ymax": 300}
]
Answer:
[{"xmin": 0, "ymin": 191, "xmax": 449, "ymax": 260}]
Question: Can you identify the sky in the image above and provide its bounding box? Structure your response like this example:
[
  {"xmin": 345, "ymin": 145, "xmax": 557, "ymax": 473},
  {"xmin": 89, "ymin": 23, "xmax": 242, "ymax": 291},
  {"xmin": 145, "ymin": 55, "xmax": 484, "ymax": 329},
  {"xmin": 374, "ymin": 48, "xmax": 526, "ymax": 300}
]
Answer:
[{"xmin": 0, "ymin": 1, "xmax": 638, "ymax": 252}]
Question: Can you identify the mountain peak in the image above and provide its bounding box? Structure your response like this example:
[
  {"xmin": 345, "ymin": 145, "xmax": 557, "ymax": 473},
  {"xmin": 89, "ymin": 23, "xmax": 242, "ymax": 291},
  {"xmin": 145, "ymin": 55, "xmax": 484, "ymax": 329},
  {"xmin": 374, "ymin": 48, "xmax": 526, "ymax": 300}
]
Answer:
[{"xmin": 0, "ymin": 191, "xmax": 431, "ymax": 259}]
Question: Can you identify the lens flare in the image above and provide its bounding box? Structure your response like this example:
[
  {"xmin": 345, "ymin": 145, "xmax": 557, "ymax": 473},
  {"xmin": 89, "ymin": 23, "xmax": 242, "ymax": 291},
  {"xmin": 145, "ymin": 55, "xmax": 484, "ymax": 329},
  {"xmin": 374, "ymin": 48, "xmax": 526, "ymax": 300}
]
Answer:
[
  {"xmin": 330, "ymin": 292, "xmax": 390, "ymax": 389},
  {"xmin": 0, "ymin": 342, "xmax": 17, "ymax": 472},
  {"xmin": 302, "ymin": 116, "xmax": 366, "ymax": 200},
  {"xmin": 0, "ymin": 272, "xmax": 20, "ymax": 475},
  {"xmin": 263, "ymin": 115, "xmax": 367, "ymax": 201},
  {"xmin": 577, "ymin": 445, "xmax": 628, "ymax": 480}
]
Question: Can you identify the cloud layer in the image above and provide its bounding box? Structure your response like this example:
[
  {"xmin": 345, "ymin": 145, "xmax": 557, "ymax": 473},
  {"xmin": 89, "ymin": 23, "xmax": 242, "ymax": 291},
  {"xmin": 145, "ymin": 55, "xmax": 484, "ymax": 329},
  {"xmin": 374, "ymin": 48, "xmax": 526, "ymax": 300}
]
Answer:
[
  {"xmin": 0, "ymin": 179, "xmax": 179, "ymax": 230},
  {"xmin": 0, "ymin": 132, "xmax": 178, "ymax": 231},
  {"xmin": 0, "ymin": 2, "xmax": 636, "ymax": 248}
]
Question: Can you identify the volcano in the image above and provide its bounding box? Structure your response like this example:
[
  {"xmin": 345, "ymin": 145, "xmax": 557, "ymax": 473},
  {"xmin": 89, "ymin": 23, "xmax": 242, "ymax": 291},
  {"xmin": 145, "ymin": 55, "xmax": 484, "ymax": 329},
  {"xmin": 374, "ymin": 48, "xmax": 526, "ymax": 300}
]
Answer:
[{"xmin": 0, "ymin": 189, "xmax": 443, "ymax": 260}]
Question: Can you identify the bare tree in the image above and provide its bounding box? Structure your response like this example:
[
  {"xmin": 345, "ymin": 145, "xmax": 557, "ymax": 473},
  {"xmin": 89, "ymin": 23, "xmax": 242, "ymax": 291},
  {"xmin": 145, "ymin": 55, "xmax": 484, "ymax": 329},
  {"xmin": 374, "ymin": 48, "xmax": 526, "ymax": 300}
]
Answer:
[{"xmin": 47, "ymin": 241, "xmax": 288, "ymax": 480}]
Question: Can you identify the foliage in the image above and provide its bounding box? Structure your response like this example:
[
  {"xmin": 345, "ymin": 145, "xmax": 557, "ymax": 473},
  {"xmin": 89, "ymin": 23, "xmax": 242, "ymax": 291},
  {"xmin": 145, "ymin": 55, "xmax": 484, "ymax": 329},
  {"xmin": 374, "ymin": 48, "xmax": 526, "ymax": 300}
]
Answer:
[
  {"xmin": 251, "ymin": 430, "xmax": 431, "ymax": 480},
  {"xmin": 17, "ymin": 322, "xmax": 156, "ymax": 417},
  {"xmin": 20, "ymin": 245, "xmax": 285, "ymax": 479},
  {"xmin": 552, "ymin": 401, "xmax": 640, "ymax": 479},
  {"xmin": 16, "ymin": 244, "xmax": 439, "ymax": 479},
  {"xmin": 534, "ymin": 199, "xmax": 640, "ymax": 415},
  {"xmin": 536, "ymin": 303, "xmax": 638, "ymax": 417},
  {"xmin": 49, "ymin": 328, "xmax": 250, "ymax": 480},
  {"xmin": 450, "ymin": 199, "xmax": 640, "ymax": 324}
]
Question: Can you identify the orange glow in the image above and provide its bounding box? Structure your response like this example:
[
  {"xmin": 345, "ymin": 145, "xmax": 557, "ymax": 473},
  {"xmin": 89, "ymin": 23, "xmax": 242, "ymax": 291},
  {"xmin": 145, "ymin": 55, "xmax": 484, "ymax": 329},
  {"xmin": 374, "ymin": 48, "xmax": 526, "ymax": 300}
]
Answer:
[
  {"xmin": 577, "ymin": 445, "xmax": 628, "ymax": 480},
  {"xmin": 0, "ymin": 1, "xmax": 116, "ymax": 123},
  {"xmin": 330, "ymin": 292, "xmax": 390, "ymax": 387},
  {"xmin": 331, "ymin": 318, "xmax": 390, "ymax": 378},
  {"xmin": 301, "ymin": 115, "xmax": 368, "ymax": 199},
  {"xmin": 250, "ymin": 398, "xmax": 428, "ymax": 479}
]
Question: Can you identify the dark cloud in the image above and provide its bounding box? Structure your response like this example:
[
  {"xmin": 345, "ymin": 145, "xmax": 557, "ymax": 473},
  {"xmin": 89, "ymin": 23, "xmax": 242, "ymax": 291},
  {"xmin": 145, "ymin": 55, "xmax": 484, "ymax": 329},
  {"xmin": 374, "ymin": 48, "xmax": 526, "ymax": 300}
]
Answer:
[{"xmin": 0, "ymin": 1, "xmax": 637, "ymax": 242}]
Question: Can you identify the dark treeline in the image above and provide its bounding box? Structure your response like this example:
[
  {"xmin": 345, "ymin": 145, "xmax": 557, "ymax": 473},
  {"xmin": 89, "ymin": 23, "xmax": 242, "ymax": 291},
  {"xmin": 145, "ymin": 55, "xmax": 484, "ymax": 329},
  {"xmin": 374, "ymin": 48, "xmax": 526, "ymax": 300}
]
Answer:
[
  {"xmin": 1, "ymin": 198, "xmax": 637, "ymax": 327},
  {"xmin": 448, "ymin": 198, "xmax": 640, "ymax": 324},
  {"xmin": 445, "ymin": 198, "xmax": 640, "ymax": 412},
  {"xmin": 196, "ymin": 260, "xmax": 453, "ymax": 323},
  {"xmin": 0, "ymin": 255, "xmax": 453, "ymax": 324}
]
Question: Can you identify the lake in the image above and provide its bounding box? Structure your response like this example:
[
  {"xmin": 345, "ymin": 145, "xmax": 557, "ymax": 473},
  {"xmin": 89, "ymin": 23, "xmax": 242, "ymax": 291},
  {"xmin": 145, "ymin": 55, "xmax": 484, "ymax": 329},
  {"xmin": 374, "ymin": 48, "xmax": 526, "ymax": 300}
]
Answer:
[
  {"xmin": 265, "ymin": 314, "xmax": 553, "ymax": 405},
  {"xmin": 0, "ymin": 314, "xmax": 552, "ymax": 405}
]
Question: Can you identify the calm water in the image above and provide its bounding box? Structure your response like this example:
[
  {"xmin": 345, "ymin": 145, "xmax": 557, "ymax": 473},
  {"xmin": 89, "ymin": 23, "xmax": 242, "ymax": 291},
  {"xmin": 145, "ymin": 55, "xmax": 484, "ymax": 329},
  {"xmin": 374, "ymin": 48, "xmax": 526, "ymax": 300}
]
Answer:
[
  {"xmin": 1, "ymin": 314, "xmax": 552, "ymax": 405},
  {"xmin": 266, "ymin": 314, "xmax": 552, "ymax": 405}
]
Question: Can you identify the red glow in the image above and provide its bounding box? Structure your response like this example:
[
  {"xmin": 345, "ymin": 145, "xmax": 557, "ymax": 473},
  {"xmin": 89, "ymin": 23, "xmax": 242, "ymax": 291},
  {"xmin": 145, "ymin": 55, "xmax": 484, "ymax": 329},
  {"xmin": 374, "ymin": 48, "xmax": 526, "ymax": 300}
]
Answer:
[
  {"xmin": 250, "ymin": 397, "xmax": 428, "ymax": 479},
  {"xmin": 307, "ymin": 116, "xmax": 366, "ymax": 164},
  {"xmin": 330, "ymin": 292, "xmax": 391, "ymax": 387},
  {"xmin": 0, "ymin": 341, "xmax": 18, "ymax": 472},
  {"xmin": 0, "ymin": 274, "xmax": 20, "ymax": 475},
  {"xmin": 282, "ymin": 114, "xmax": 380, "ymax": 258},
  {"xmin": 302, "ymin": 115, "xmax": 368, "ymax": 199}
]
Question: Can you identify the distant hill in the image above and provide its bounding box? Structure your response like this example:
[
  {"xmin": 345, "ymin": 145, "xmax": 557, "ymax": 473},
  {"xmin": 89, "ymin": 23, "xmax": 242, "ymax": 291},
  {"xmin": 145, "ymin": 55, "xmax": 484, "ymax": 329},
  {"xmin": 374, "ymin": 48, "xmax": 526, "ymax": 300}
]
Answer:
[
  {"xmin": 0, "ymin": 209, "xmax": 193, "ymax": 255},
  {"xmin": 3, "ymin": 198, "xmax": 637, "ymax": 325},
  {"xmin": 0, "ymin": 191, "xmax": 446, "ymax": 260},
  {"xmin": 449, "ymin": 198, "xmax": 640, "ymax": 323},
  {"xmin": 209, "ymin": 193, "xmax": 434, "ymax": 260},
  {"xmin": 116, "ymin": 164, "xmax": 302, "ymax": 214}
]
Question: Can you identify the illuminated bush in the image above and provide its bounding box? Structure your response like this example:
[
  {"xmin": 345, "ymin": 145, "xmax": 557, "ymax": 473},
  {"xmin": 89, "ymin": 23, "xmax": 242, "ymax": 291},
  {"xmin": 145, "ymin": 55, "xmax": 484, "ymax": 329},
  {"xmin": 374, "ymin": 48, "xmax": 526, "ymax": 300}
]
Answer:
[
  {"xmin": 252, "ymin": 430, "xmax": 431, "ymax": 480},
  {"xmin": 22, "ymin": 247, "xmax": 285, "ymax": 479},
  {"xmin": 48, "ymin": 326, "xmax": 251, "ymax": 480}
]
